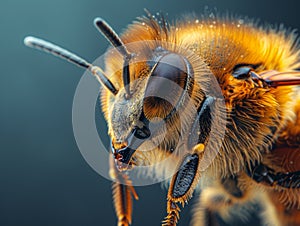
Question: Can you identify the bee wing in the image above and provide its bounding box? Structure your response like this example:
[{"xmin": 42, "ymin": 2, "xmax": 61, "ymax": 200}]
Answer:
[{"xmin": 257, "ymin": 70, "xmax": 300, "ymax": 87}]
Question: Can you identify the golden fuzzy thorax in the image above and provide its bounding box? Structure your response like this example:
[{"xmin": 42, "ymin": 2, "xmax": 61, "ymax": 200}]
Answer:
[{"xmin": 101, "ymin": 14, "xmax": 300, "ymax": 178}]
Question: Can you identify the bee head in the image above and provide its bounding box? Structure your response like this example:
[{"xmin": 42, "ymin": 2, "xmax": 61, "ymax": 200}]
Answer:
[
  {"xmin": 109, "ymin": 46, "xmax": 194, "ymax": 171},
  {"xmin": 24, "ymin": 16, "xmax": 201, "ymax": 172}
]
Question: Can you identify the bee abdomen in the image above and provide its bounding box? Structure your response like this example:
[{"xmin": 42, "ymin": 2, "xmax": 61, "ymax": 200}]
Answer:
[{"xmin": 221, "ymin": 175, "xmax": 243, "ymax": 198}]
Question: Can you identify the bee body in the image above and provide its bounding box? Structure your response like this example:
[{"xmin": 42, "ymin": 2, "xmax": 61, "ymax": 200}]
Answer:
[
  {"xmin": 25, "ymin": 11, "xmax": 300, "ymax": 226},
  {"xmin": 100, "ymin": 14, "xmax": 300, "ymax": 225}
]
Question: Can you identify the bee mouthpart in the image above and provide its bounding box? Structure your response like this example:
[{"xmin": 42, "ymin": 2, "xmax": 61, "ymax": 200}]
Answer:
[
  {"xmin": 111, "ymin": 124, "xmax": 151, "ymax": 171},
  {"xmin": 112, "ymin": 146, "xmax": 136, "ymax": 171},
  {"xmin": 115, "ymin": 146, "xmax": 136, "ymax": 163}
]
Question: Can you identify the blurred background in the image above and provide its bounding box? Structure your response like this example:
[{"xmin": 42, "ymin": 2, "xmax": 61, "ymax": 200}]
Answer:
[{"xmin": 1, "ymin": 0, "xmax": 300, "ymax": 225}]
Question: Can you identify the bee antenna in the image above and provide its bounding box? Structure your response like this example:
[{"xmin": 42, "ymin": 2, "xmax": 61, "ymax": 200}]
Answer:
[
  {"xmin": 24, "ymin": 36, "xmax": 118, "ymax": 95},
  {"xmin": 94, "ymin": 18, "xmax": 132, "ymax": 98}
]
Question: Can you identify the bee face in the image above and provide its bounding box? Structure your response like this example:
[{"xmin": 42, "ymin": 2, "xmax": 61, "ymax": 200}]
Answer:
[
  {"xmin": 109, "ymin": 78, "xmax": 146, "ymax": 143},
  {"xmin": 107, "ymin": 44, "xmax": 197, "ymax": 169}
]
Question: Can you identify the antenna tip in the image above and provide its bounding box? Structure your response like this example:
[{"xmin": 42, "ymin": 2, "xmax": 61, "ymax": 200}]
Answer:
[
  {"xmin": 24, "ymin": 36, "xmax": 35, "ymax": 47},
  {"xmin": 93, "ymin": 17, "xmax": 105, "ymax": 27},
  {"xmin": 24, "ymin": 36, "xmax": 43, "ymax": 48}
]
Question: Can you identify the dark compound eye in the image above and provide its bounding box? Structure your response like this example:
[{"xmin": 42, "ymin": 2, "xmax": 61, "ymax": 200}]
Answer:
[{"xmin": 143, "ymin": 53, "xmax": 193, "ymax": 120}]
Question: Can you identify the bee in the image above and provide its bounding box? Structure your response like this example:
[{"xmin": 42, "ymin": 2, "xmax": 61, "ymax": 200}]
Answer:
[{"xmin": 24, "ymin": 10, "xmax": 300, "ymax": 226}]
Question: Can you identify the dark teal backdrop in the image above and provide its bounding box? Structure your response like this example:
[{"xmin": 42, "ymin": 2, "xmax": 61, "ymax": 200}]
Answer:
[{"xmin": 1, "ymin": 0, "xmax": 299, "ymax": 225}]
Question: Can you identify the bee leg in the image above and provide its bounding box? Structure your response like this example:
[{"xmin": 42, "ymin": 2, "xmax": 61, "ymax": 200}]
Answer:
[
  {"xmin": 162, "ymin": 144, "xmax": 205, "ymax": 226},
  {"xmin": 112, "ymin": 181, "xmax": 138, "ymax": 226},
  {"xmin": 247, "ymin": 154, "xmax": 300, "ymax": 225},
  {"xmin": 247, "ymin": 160, "xmax": 300, "ymax": 188},
  {"xmin": 110, "ymin": 156, "xmax": 139, "ymax": 226}
]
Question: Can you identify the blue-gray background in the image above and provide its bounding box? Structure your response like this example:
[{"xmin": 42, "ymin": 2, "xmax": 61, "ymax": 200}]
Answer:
[{"xmin": 1, "ymin": 0, "xmax": 299, "ymax": 225}]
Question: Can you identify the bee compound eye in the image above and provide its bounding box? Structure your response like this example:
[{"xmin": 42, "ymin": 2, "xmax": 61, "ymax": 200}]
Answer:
[{"xmin": 143, "ymin": 53, "xmax": 193, "ymax": 120}]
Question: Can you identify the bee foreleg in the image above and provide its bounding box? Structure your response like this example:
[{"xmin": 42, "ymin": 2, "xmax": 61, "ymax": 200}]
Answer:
[
  {"xmin": 162, "ymin": 144, "xmax": 204, "ymax": 226},
  {"xmin": 112, "ymin": 181, "xmax": 138, "ymax": 226},
  {"xmin": 110, "ymin": 156, "xmax": 139, "ymax": 226},
  {"xmin": 247, "ymin": 161, "xmax": 300, "ymax": 188}
]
